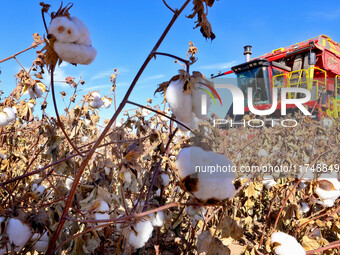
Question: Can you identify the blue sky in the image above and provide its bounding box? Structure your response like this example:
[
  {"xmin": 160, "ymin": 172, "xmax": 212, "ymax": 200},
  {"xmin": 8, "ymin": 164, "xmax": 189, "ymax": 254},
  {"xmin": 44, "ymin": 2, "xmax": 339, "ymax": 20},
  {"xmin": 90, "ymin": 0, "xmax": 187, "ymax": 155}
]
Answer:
[{"xmin": 1, "ymin": 0, "xmax": 340, "ymax": 120}]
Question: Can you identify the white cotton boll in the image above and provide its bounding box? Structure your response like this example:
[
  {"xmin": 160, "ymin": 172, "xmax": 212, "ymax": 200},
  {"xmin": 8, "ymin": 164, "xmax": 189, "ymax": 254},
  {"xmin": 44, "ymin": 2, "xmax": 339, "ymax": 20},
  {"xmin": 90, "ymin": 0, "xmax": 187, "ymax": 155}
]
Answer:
[
  {"xmin": 3, "ymin": 107, "xmax": 16, "ymax": 123},
  {"xmin": 102, "ymin": 97, "xmax": 112, "ymax": 108},
  {"xmin": 271, "ymin": 232, "xmax": 306, "ymax": 255},
  {"xmin": 84, "ymin": 119, "xmax": 91, "ymax": 126},
  {"xmin": 90, "ymin": 99, "xmax": 103, "ymax": 108},
  {"xmin": 177, "ymin": 113, "xmax": 200, "ymax": 131},
  {"xmin": 35, "ymin": 240, "xmax": 48, "ymax": 252},
  {"xmin": 97, "ymin": 200, "xmax": 110, "ymax": 212},
  {"xmin": 160, "ymin": 173, "xmax": 170, "ymax": 186},
  {"xmin": 299, "ymin": 202, "xmax": 310, "ymax": 214},
  {"xmin": 315, "ymin": 175, "xmax": 340, "ymax": 207},
  {"xmin": 166, "ymin": 79, "xmax": 192, "ymax": 123},
  {"xmin": 262, "ymin": 176, "xmax": 277, "ymax": 189},
  {"xmin": 33, "ymin": 185, "xmax": 46, "ymax": 196},
  {"xmin": 0, "ymin": 112, "xmax": 9, "ymax": 126},
  {"xmin": 94, "ymin": 213, "xmax": 110, "ymax": 226},
  {"xmin": 27, "ymin": 103, "xmax": 35, "ymax": 109},
  {"xmin": 186, "ymin": 206, "xmax": 207, "ymax": 221},
  {"xmin": 176, "ymin": 147, "xmax": 235, "ymax": 201},
  {"xmin": 81, "ymin": 136, "xmax": 89, "ymax": 143},
  {"xmin": 191, "ymin": 79, "xmax": 212, "ymax": 119},
  {"xmin": 104, "ymin": 166, "xmax": 111, "ymax": 176},
  {"xmin": 135, "ymin": 220, "xmax": 153, "ymax": 243},
  {"xmin": 128, "ymin": 232, "xmax": 146, "ymax": 249},
  {"xmin": 149, "ymin": 211, "xmax": 164, "ymax": 227},
  {"xmin": 91, "ymin": 92, "xmax": 101, "ymax": 101},
  {"xmin": 48, "ymin": 16, "xmax": 80, "ymax": 43},
  {"xmin": 124, "ymin": 171, "xmax": 132, "ymax": 185},
  {"xmin": 65, "ymin": 178, "xmax": 74, "ymax": 190},
  {"xmin": 34, "ymin": 83, "xmax": 46, "ymax": 98},
  {"xmin": 322, "ymin": 118, "xmax": 333, "ymax": 128},
  {"xmin": 54, "ymin": 42, "xmax": 97, "ymax": 65},
  {"xmin": 69, "ymin": 16, "xmax": 92, "ymax": 46},
  {"xmin": 6, "ymin": 218, "xmax": 32, "ymax": 252},
  {"xmin": 258, "ymin": 149, "xmax": 269, "ymax": 157}
]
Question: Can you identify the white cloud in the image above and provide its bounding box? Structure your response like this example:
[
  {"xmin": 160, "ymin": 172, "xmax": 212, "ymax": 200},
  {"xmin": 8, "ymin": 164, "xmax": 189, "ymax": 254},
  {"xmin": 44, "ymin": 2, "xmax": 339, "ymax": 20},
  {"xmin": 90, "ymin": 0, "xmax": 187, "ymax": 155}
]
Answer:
[
  {"xmin": 90, "ymin": 67, "xmax": 130, "ymax": 81},
  {"xmin": 140, "ymin": 74, "xmax": 165, "ymax": 83},
  {"xmin": 310, "ymin": 9, "xmax": 340, "ymax": 20},
  {"xmin": 199, "ymin": 61, "xmax": 237, "ymax": 70}
]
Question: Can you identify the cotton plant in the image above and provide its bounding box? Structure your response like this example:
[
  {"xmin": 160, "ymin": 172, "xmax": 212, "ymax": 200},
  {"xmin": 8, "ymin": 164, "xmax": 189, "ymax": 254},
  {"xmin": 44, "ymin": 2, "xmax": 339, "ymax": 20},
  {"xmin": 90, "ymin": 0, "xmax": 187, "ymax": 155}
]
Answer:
[
  {"xmin": 47, "ymin": 13, "xmax": 97, "ymax": 65},
  {"xmin": 271, "ymin": 232, "xmax": 306, "ymax": 255},
  {"xmin": 157, "ymin": 70, "xmax": 220, "ymax": 130},
  {"xmin": 176, "ymin": 146, "xmax": 235, "ymax": 203},
  {"xmin": 22, "ymin": 82, "xmax": 47, "ymax": 99}
]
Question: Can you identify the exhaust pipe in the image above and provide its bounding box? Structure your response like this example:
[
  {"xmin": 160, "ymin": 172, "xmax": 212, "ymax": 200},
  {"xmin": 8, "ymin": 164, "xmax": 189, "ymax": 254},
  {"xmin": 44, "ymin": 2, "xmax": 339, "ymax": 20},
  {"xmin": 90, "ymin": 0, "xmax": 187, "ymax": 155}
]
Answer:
[{"xmin": 244, "ymin": 45, "xmax": 252, "ymax": 62}]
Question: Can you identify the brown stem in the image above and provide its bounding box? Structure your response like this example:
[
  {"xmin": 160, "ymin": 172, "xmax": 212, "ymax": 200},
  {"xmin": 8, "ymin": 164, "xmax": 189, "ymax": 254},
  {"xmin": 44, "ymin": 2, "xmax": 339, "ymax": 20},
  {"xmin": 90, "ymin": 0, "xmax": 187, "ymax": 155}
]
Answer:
[
  {"xmin": 162, "ymin": 0, "xmax": 175, "ymax": 13},
  {"xmin": 152, "ymin": 52, "xmax": 190, "ymax": 71},
  {"xmin": 0, "ymin": 41, "xmax": 44, "ymax": 63},
  {"xmin": 306, "ymin": 240, "xmax": 340, "ymax": 254},
  {"xmin": 50, "ymin": 67, "xmax": 85, "ymax": 157},
  {"xmin": 53, "ymin": 202, "xmax": 179, "ymax": 253},
  {"xmin": 126, "ymin": 100, "xmax": 193, "ymax": 132},
  {"xmin": 143, "ymin": 127, "xmax": 178, "ymax": 211},
  {"xmin": 46, "ymin": 2, "xmax": 191, "ymax": 254}
]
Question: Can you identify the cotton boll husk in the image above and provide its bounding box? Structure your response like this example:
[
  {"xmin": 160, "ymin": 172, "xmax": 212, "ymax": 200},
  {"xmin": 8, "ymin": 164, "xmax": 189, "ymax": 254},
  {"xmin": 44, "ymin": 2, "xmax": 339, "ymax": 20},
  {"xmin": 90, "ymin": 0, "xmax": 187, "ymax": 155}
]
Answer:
[
  {"xmin": 271, "ymin": 232, "xmax": 306, "ymax": 255},
  {"xmin": 176, "ymin": 147, "xmax": 235, "ymax": 201},
  {"xmin": 6, "ymin": 218, "xmax": 32, "ymax": 251},
  {"xmin": 54, "ymin": 42, "xmax": 97, "ymax": 65},
  {"xmin": 149, "ymin": 211, "xmax": 164, "ymax": 227},
  {"xmin": 191, "ymin": 78, "xmax": 212, "ymax": 119},
  {"xmin": 69, "ymin": 16, "xmax": 92, "ymax": 46},
  {"xmin": 48, "ymin": 16, "xmax": 80, "ymax": 43},
  {"xmin": 135, "ymin": 220, "xmax": 153, "ymax": 243},
  {"xmin": 90, "ymin": 99, "xmax": 103, "ymax": 108},
  {"xmin": 315, "ymin": 176, "xmax": 340, "ymax": 206},
  {"xmin": 128, "ymin": 232, "xmax": 145, "ymax": 249},
  {"xmin": 3, "ymin": 107, "xmax": 16, "ymax": 123},
  {"xmin": 166, "ymin": 79, "xmax": 192, "ymax": 123},
  {"xmin": 0, "ymin": 112, "xmax": 9, "ymax": 126}
]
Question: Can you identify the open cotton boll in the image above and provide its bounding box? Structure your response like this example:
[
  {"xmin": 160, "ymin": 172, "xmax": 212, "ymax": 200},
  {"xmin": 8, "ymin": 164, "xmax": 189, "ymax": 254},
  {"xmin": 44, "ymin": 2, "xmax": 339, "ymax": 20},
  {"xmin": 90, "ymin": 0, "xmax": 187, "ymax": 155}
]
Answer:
[
  {"xmin": 149, "ymin": 211, "xmax": 164, "ymax": 227},
  {"xmin": 65, "ymin": 178, "xmax": 74, "ymax": 190},
  {"xmin": 134, "ymin": 220, "xmax": 153, "ymax": 243},
  {"xmin": 91, "ymin": 92, "xmax": 101, "ymax": 101},
  {"xmin": 262, "ymin": 176, "xmax": 277, "ymax": 189},
  {"xmin": 166, "ymin": 79, "xmax": 192, "ymax": 123},
  {"xmin": 258, "ymin": 149, "xmax": 269, "ymax": 157},
  {"xmin": 34, "ymin": 83, "xmax": 46, "ymax": 98},
  {"xmin": 54, "ymin": 42, "xmax": 97, "ymax": 65},
  {"xmin": 176, "ymin": 147, "xmax": 235, "ymax": 202},
  {"xmin": 299, "ymin": 202, "xmax": 310, "ymax": 214},
  {"xmin": 70, "ymin": 16, "xmax": 92, "ymax": 46},
  {"xmin": 177, "ymin": 113, "xmax": 200, "ymax": 131},
  {"xmin": 128, "ymin": 231, "xmax": 146, "ymax": 249},
  {"xmin": 94, "ymin": 213, "xmax": 110, "ymax": 226},
  {"xmin": 102, "ymin": 97, "xmax": 112, "ymax": 108},
  {"xmin": 6, "ymin": 218, "xmax": 32, "ymax": 252},
  {"xmin": 97, "ymin": 200, "xmax": 110, "ymax": 213},
  {"xmin": 315, "ymin": 176, "xmax": 340, "ymax": 207},
  {"xmin": 33, "ymin": 232, "xmax": 49, "ymax": 252},
  {"xmin": 3, "ymin": 107, "xmax": 16, "ymax": 123},
  {"xmin": 160, "ymin": 173, "xmax": 170, "ymax": 186},
  {"xmin": 90, "ymin": 99, "xmax": 104, "ymax": 108},
  {"xmin": 32, "ymin": 184, "xmax": 46, "ymax": 196},
  {"xmin": 48, "ymin": 16, "xmax": 80, "ymax": 43},
  {"xmin": 0, "ymin": 112, "xmax": 9, "ymax": 126},
  {"xmin": 271, "ymin": 232, "xmax": 305, "ymax": 255}
]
